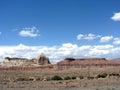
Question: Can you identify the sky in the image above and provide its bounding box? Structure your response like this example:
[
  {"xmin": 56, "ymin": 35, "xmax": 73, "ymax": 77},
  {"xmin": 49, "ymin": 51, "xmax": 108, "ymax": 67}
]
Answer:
[{"xmin": 0, "ymin": 0, "xmax": 120, "ymax": 63}]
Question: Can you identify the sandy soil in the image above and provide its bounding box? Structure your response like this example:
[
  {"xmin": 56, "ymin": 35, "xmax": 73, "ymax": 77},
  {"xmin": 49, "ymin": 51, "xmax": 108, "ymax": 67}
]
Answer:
[{"xmin": 0, "ymin": 66, "xmax": 120, "ymax": 90}]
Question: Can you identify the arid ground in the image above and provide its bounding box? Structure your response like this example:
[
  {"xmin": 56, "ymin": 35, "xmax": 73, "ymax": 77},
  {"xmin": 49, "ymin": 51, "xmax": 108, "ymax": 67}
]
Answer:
[{"xmin": 0, "ymin": 65, "xmax": 120, "ymax": 90}]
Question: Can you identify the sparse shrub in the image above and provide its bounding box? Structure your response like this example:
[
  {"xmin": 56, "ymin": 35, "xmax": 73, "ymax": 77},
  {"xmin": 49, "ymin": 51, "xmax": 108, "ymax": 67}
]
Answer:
[
  {"xmin": 15, "ymin": 77, "xmax": 34, "ymax": 81},
  {"xmin": 28, "ymin": 78, "xmax": 34, "ymax": 81},
  {"xmin": 3, "ymin": 82, "xmax": 7, "ymax": 85},
  {"xmin": 2, "ymin": 80, "xmax": 8, "ymax": 85},
  {"xmin": 36, "ymin": 77, "xmax": 41, "ymax": 81},
  {"xmin": 79, "ymin": 75, "xmax": 84, "ymax": 79},
  {"xmin": 109, "ymin": 73, "xmax": 120, "ymax": 77},
  {"xmin": 51, "ymin": 75, "xmax": 63, "ymax": 80},
  {"xmin": 96, "ymin": 89, "xmax": 99, "ymax": 90},
  {"xmin": 16, "ymin": 77, "xmax": 29, "ymax": 81},
  {"xmin": 87, "ymin": 76, "xmax": 94, "ymax": 80},
  {"xmin": 64, "ymin": 76, "xmax": 71, "ymax": 80},
  {"xmin": 58, "ymin": 81, "xmax": 62, "ymax": 83},
  {"xmin": 96, "ymin": 73, "xmax": 108, "ymax": 78},
  {"xmin": 71, "ymin": 76, "xmax": 77, "ymax": 79}
]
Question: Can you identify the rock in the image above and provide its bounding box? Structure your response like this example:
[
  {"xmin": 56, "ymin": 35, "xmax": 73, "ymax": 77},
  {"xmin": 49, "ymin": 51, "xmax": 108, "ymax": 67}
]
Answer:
[
  {"xmin": 36, "ymin": 53, "xmax": 50, "ymax": 65},
  {"xmin": 56, "ymin": 58, "xmax": 110, "ymax": 70},
  {"xmin": 1, "ymin": 53, "xmax": 50, "ymax": 66}
]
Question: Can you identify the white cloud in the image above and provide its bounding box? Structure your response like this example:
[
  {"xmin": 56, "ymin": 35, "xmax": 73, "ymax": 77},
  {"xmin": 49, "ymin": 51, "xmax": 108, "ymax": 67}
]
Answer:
[
  {"xmin": 88, "ymin": 45, "xmax": 112, "ymax": 56},
  {"xmin": 77, "ymin": 33, "xmax": 101, "ymax": 40},
  {"xmin": 0, "ymin": 32, "xmax": 1, "ymax": 35},
  {"xmin": 1, "ymin": 43, "xmax": 120, "ymax": 63},
  {"xmin": 19, "ymin": 26, "xmax": 40, "ymax": 37},
  {"xmin": 111, "ymin": 12, "xmax": 120, "ymax": 21},
  {"xmin": 100, "ymin": 36, "xmax": 113, "ymax": 43},
  {"xmin": 113, "ymin": 38, "xmax": 120, "ymax": 45},
  {"xmin": 77, "ymin": 34, "xmax": 84, "ymax": 40}
]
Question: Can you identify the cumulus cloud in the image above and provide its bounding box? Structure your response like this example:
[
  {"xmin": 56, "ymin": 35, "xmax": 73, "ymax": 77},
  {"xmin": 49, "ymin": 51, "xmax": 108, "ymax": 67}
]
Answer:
[
  {"xmin": 111, "ymin": 12, "xmax": 120, "ymax": 21},
  {"xmin": 0, "ymin": 43, "xmax": 120, "ymax": 63},
  {"xmin": 100, "ymin": 36, "xmax": 113, "ymax": 43},
  {"xmin": 19, "ymin": 26, "xmax": 40, "ymax": 37},
  {"xmin": 89, "ymin": 45, "xmax": 113, "ymax": 56},
  {"xmin": 77, "ymin": 34, "xmax": 120, "ymax": 45},
  {"xmin": 77, "ymin": 33, "xmax": 101, "ymax": 40},
  {"xmin": 113, "ymin": 38, "xmax": 120, "ymax": 45}
]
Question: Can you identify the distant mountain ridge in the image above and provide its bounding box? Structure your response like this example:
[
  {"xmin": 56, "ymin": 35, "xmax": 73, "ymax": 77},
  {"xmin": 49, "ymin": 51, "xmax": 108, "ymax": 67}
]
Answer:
[{"xmin": 111, "ymin": 58, "xmax": 120, "ymax": 60}]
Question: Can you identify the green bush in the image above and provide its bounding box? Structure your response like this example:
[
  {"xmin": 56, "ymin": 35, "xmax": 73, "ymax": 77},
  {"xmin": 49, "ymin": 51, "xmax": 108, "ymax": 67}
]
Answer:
[
  {"xmin": 51, "ymin": 75, "xmax": 63, "ymax": 80},
  {"xmin": 64, "ymin": 76, "xmax": 71, "ymax": 80},
  {"xmin": 79, "ymin": 75, "xmax": 84, "ymax": 79},
  {"xmin": 71, "ymin": 76, "xmax": 77, "ymax": 79},
  {"xmin": 96, "ymin": 73, "xmax": 108, "ymax": 78}
]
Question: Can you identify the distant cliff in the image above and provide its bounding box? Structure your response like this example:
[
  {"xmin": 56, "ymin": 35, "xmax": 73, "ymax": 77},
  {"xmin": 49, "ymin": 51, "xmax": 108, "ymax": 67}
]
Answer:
[
  {"xmin": 55, "ymin": 58, "xmax": 120, "ymax": 70},
  {"xmin": 0, "ymin": 53, "xmax": 50, "ymax": 66}
]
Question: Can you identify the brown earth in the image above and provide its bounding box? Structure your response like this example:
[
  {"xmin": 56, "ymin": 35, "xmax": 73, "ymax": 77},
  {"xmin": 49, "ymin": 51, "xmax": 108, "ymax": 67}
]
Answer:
[
  {"xmin": 0, "ymin": 66, "xmax": 120, "ymax": 90},
  {"xmin": 0, "ymin": 58, "xmax": 120, "ymax": 90},
  {"xmin": 56, "ymin": 58, "xmax": 120, "ymax": 70}
]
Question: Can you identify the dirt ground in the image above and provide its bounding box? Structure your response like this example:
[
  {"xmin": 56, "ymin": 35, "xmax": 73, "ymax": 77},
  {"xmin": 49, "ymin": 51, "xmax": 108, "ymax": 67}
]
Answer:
[{"xmin": 0, "ymin": 66, "xmax": 120, "ymax": 90}]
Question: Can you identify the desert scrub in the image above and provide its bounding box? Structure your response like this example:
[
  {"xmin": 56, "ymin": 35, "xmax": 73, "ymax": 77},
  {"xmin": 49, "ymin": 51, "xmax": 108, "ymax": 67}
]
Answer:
[
  {"xmin": 87, "ymin": 76, "xmax": 94, "ymax": 80},
  {"xmin": 36, "ymin": 77, "xmax": 41, "ymax": 81},
  {"xmin": 96, "ymin": 73, "xmax": 108, "ymax": 78},
  {"xmin": 15, "ymin": 77, "xmax": 33, "ymax": 81},
  {"xmin": 79, "ymin": 75, "xmax": 84, "ymax": 79},
  {"xmin": 109, "ymin": 73, "xmax": 120, "ymax": 77},
  {"xmin": 64, "ymin": 76, "xmax": 71, "ymax": 80},
  {"xmin": 2, "ymin": 80, "xmax": 9, "ymax": 85},
  {"xmin": 71, "ymin": 76, "xmax": 77, "ymax": 79},
  {"xmin": 51, "ymin": 75, "xmax": 63, "ymax": 80}
]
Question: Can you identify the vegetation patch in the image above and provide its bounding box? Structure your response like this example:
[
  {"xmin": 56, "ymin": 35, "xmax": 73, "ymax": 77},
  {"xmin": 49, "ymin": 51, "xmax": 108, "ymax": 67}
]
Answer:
[
  {"xmin": 87, "ymin": 76, "xmax": 94, "ymax": 80},
  {"xmin": 64, "ymin": 76, "xmax": 71, "ymax": 80},
  {"xmin": 71, "ymin": 76, "xmax": 77, "ymax": 79},
  {"xmin": 36, "ymin": 77, "xmax": 41, "ymax": 81},
  {"xmin": 96, "ymin": 73, "xmax": 108, "ymax": 78},
  {"xmin": 79, "ymin": 75, "xmax": 84, "ymax": 79},
  {"xmin": 14, "ymin": 72, "xmax": 120, "ymax": 82},
  {"xmin": 15, "ymin": 77, "xmax": 34, "ymax": 81},
  {"xmin": 109, "ymin": 73, "xmax": 120, "ymax": 77},
  {"xmin": 51, "ymin": 75, "xmax": 63, "ymax": 80}
]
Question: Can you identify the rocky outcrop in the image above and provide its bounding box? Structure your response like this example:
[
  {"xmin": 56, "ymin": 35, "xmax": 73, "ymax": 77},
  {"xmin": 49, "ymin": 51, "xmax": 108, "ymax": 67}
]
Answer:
[
  {"xmin": 36, "ymin": 53, "xmax": 50, "ymax": 65},
  {"xmin": 56, "ymin": 58, "xmax": 114, "ymax": 70},
  {"xmin": 62, "ymin": 58, "xmax": 108, "ymax": 64},
  {"xmin": 1, "ymin": 57, "xmax": 35, "ymax": 66},
  {"xmin": 0, "ymin": 53, "xmax": 50, "ymax": 66}
]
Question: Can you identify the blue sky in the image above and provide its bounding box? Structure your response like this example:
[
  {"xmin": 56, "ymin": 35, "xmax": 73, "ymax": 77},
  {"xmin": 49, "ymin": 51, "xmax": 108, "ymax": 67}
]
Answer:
[{"xmin": 0, "ymin": 0, "xmax": 120, "ymax": 62}]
